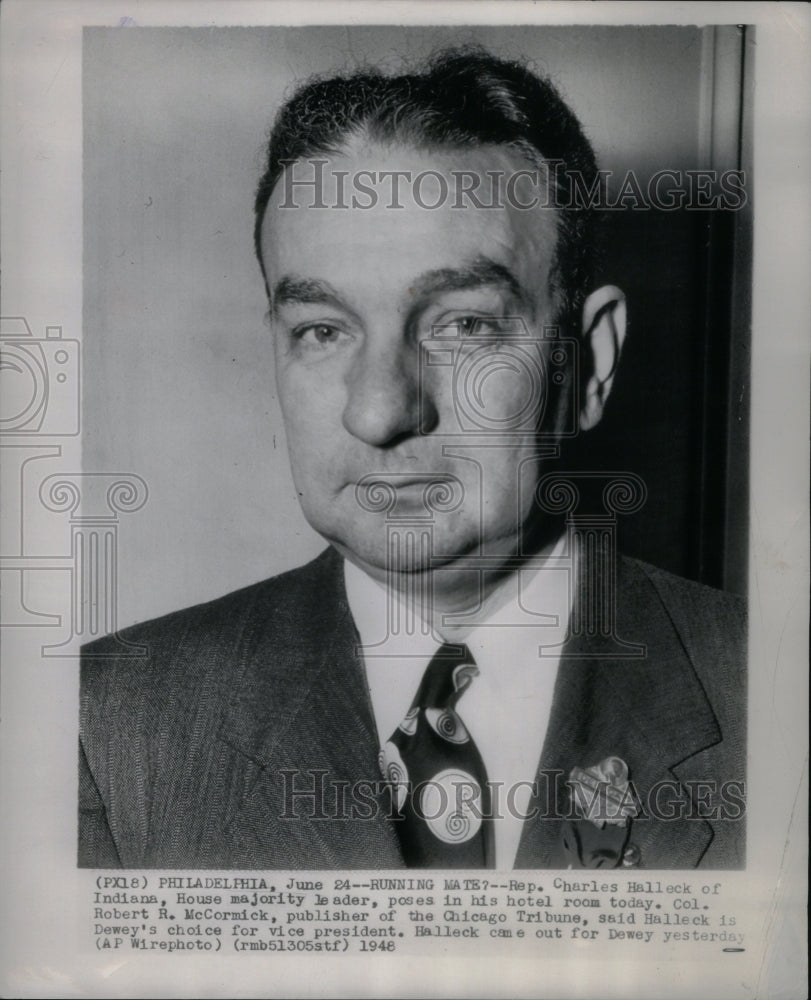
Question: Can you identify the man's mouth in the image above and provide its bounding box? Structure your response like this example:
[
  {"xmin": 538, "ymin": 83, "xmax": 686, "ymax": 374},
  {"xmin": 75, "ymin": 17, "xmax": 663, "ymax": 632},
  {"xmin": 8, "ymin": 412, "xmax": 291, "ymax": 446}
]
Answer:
[
  {"xmin": 352, "ymin": 471, "xmax": 459, "ymax": 490},
  {"xmin": 349, "ymin": 471, "xmax": 466, "ymax": 516}
]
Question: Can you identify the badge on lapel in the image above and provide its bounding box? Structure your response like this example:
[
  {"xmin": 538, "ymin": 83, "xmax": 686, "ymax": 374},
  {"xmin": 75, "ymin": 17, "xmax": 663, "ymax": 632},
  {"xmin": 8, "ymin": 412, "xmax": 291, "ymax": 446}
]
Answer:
[{"xmin": 560, "ymin": 756, "xmax": 641, "ymax": 869}]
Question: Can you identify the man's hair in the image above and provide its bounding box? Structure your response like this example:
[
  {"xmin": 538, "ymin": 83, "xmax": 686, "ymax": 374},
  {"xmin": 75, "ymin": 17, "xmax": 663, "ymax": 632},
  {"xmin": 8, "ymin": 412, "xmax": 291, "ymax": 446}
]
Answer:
[{"xmin": 254, "ymin": 46, "xmax": 600, "ymax": 331}]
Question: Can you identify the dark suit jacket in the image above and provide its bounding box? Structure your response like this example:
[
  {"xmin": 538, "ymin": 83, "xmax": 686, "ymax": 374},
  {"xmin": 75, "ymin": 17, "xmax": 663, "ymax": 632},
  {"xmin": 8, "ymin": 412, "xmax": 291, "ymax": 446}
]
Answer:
[{"xmin": 79, "ymin": 546, "xmax": 746, "ymax": 869}]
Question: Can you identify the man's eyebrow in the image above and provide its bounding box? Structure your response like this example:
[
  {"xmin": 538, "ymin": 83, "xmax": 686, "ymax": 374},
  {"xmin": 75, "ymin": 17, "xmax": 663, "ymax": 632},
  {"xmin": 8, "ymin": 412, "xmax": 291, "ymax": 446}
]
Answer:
[
  {"xmin": 271, "ymin": 275, "xmax": 345, "ymax": 312},
  {"xmin": 271, "ymin": 257, "xmax": 526, "ymax": 315},
  {"xmin": 408, "ymin": 257, "xmax": 525, "ymax": 303}
]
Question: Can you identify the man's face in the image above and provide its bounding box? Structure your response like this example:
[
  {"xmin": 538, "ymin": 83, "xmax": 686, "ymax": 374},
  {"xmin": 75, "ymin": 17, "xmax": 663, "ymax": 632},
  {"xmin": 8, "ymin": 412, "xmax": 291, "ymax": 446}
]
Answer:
[{"xmin": 261, "ymin": 139, "xmax": 564, "ymax": 584}]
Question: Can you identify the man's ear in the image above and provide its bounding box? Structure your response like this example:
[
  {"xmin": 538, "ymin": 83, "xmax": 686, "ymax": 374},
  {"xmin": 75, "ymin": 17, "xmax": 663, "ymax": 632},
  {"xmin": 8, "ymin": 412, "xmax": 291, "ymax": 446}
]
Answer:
[{"xmin": 579, "ymin": 285, "xmax": 627, "ymax": 431}]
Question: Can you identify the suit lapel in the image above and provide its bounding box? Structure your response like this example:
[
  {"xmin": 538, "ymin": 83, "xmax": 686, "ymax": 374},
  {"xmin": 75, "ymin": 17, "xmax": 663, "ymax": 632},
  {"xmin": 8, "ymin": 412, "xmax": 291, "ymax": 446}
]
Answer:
[
  {"xmin": 515, "ymin": 555, "xmax": 722, "ymax": 870},
  {"xmin": 211, "ymin": 549, "xmax": 403, "ymax": 869},
  {"xmin": 195, "ymin": 547, "xmax": 722, "ymax": 870}
]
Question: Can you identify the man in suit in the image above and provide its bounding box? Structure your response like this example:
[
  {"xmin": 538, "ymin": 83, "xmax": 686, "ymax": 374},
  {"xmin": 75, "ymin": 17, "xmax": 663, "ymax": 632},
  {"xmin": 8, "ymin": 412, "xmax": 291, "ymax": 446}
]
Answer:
[{"xmin": 80, "ymin": 47, "xmax": 746, "ymax": 870}]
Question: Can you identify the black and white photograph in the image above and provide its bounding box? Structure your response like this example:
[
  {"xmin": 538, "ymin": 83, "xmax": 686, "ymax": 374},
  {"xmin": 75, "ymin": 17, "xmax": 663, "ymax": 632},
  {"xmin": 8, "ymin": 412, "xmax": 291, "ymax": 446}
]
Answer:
[
  {"xmin": 78, "ymin": 23, "xmax": 750, "ymax": 872},
  {"xmin": 0, "ymin": 3, "xmax": 807, "ymax": 998}
]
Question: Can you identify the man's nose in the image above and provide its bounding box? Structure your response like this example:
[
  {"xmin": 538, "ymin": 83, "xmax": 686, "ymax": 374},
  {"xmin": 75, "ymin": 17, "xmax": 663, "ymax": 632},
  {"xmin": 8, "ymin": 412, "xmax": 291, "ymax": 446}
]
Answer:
[{"xmin": 342, "ymin": 340, "xmax": 438, "ymax": 446}]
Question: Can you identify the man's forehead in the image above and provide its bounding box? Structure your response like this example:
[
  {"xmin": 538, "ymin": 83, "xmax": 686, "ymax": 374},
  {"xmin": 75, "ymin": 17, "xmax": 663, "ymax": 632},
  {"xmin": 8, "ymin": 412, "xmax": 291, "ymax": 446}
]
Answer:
[
  {"xmin": 265, "ymin": 137, "xmax": 557, "ymax": 209},
  {"xmin": 261, "ymin": 139, "xmax": 559, "ymax": 301}
]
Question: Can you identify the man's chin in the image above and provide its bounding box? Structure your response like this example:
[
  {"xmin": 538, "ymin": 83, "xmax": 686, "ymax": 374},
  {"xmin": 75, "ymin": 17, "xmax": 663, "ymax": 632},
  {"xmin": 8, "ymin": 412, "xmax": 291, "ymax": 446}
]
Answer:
[
  {"xmin": 316, "ymin": 520, "xmax": 483, "ymax": 581},
  {"xmin": 329, "ymin": 538, "xmax": 442, "ymax": 579}
]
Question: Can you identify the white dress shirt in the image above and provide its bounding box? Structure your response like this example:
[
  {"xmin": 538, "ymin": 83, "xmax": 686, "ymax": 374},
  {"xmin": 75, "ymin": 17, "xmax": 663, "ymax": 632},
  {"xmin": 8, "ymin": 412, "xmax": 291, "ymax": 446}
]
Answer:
[{"xmin": 344, "ymin": 536, "xmax": 572, "ymax": 869}]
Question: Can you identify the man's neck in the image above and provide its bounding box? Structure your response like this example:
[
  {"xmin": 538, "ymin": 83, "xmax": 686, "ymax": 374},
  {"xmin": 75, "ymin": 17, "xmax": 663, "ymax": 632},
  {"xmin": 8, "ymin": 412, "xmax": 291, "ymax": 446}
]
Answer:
[{"xmin": 341, "ymin": 523, "xmax": 567, "ymax": 637}]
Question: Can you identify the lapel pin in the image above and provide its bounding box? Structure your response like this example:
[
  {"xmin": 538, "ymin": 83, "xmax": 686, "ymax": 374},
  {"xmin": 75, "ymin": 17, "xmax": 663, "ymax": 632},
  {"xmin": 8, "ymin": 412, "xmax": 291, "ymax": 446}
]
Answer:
[
  {"xmin": 622, "ymin": 843, "xmax": 642, "ymax": 868},
  {"xmin": 559, "ymin": 757, "xmax": 640, "ymax": 869},
  {"xmin": 569, "ymin": 755, "xmax": 639, "ymax": 829}
]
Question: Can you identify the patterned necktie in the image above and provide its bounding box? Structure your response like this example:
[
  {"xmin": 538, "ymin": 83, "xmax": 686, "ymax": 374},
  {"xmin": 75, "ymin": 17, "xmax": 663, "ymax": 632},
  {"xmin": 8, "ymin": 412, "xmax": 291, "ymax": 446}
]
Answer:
[{"xmin": 378, "ymin": 642, "xmax": 494, "ymax": 868}]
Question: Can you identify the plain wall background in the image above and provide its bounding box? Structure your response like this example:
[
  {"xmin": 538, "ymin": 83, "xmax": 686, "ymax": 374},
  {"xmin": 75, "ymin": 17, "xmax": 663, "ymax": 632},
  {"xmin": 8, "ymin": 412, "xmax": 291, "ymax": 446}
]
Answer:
[{"xmin": 83, "ymin": 25, "xmax": 745, "ymax": 629}]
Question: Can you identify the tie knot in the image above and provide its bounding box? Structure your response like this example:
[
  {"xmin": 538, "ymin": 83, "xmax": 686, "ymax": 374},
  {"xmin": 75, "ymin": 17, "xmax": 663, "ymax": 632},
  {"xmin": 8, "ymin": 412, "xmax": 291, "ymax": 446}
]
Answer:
[{"xmin": 413, "ymin": 642, "xmax": 479, "ymax": 709}]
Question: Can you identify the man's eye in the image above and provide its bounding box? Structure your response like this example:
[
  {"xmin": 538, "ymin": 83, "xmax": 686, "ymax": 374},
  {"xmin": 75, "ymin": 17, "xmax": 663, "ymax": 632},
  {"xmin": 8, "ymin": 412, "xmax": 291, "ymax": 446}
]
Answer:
[
  {"xmin": 294, "ymin": 323, "xmax": 344, "ymax": 347},
  {"xmin": 452, "ymin": 315, "xmax": 506, "ymax": 336},
  {"xmin": 455, "ymin": 316, "xmax": 478, "ymax": 336}
]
